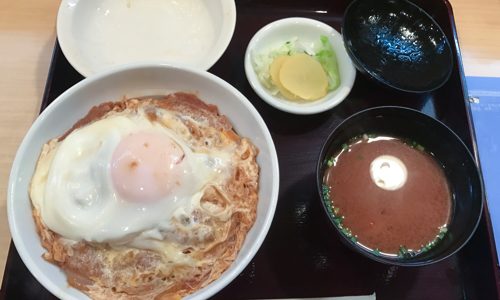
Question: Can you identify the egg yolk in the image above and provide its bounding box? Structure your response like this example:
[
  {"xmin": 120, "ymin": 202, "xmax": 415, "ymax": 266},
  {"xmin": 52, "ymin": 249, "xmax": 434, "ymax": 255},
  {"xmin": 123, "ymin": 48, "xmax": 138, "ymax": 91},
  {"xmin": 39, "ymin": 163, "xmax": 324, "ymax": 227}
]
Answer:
[{"xmin": 111, "ymin": 131, "xmax": 185, "ymax": 202}]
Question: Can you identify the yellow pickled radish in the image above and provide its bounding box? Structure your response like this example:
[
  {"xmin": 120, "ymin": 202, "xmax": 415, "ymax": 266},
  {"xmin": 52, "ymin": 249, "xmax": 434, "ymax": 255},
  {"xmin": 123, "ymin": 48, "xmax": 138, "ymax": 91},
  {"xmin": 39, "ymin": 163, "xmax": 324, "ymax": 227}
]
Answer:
[
  {"xmin": 269, "ymin": 56, "xmax": 299, "ymax": 100},
  {"xmin": 270, "ymin": 55, "xmax": 287, "ymax": 83},
  {"xmin": 279, "ymin": 53, "xmax": 328, "ymax": 100}
]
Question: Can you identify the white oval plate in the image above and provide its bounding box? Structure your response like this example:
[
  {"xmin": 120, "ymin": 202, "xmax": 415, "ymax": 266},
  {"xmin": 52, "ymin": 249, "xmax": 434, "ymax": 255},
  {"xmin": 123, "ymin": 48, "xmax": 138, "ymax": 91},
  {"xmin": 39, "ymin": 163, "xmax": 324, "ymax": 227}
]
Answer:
[
  {"xmin": 57, "ymin": 0, "xmax": 236, "ymax": 77},
  {"xmin": 8, "ymin": 64, "xmax": 279, "ymax": 300},
  {"xmin": 245, "ymin": 17, "xmax": 356, "ymax": 115}
]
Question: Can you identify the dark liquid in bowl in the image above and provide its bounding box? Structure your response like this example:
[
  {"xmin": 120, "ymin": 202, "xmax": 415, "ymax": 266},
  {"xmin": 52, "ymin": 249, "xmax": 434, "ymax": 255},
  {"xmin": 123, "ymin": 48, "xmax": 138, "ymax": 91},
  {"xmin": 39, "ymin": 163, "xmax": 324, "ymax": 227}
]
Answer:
[{"xmin": 324, "ymin": 136, "xmax": 451, "ymax": 255}]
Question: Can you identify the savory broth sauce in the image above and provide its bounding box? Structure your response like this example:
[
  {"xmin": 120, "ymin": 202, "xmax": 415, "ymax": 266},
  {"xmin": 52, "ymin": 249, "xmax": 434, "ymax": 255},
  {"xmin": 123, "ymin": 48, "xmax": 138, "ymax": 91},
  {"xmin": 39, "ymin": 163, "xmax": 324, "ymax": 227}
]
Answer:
[{"xmin": 323, "ymin": 135, "xmax": 451, "ymax": 256}]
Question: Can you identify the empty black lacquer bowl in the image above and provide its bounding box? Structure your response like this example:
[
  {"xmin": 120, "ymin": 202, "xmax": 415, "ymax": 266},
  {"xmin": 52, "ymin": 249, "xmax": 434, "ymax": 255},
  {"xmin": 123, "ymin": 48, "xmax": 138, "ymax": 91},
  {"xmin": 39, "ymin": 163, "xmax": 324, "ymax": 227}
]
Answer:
[
  {"xmin": 316, "ymin": 107, "xmax": 483, "ymax": 266},
  {"xmin": 342, "ymin": 0, "xmax": 453, "ymax": 93}
]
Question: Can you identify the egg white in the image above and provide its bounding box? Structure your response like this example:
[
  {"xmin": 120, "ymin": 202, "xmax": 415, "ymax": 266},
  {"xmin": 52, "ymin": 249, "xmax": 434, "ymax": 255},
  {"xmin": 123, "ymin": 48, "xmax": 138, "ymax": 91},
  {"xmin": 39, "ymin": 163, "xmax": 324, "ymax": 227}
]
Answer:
[{"xmin": 30, "ymin": 110, "xmax": 232, "ymax": 246}]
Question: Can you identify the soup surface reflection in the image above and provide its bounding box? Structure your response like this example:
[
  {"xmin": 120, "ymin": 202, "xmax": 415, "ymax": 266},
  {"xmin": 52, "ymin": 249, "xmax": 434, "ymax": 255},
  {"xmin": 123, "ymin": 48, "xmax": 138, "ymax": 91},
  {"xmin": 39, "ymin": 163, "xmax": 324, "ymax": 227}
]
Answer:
[{"xmin": 324, "ymin": 135, "xmax": 451, "ymax": 255}]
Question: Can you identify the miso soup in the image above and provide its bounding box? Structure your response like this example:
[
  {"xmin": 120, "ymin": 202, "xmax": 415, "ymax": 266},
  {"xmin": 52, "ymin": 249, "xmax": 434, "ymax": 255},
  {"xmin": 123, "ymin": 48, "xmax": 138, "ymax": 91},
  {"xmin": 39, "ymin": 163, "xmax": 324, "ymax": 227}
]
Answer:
[{"xmin": 323, "ymin": 135, "xmax": 451, "ymax": 256}]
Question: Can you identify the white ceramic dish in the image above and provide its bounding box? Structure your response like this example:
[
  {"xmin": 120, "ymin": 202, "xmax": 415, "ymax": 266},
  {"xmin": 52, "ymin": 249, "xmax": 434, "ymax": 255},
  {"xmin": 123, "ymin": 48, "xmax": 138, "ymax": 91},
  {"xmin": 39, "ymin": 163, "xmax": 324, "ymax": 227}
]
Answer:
[
  {"xmin": 57, "ymin": 0, "xmax": 236, "ymax": 77},
  {"xmin": 7, "ymin": 64, "xmax": 279, "ymax": 300},
  {"xmin": 244, "ymin": 17, "xmax": 356, "ymax": 115}
]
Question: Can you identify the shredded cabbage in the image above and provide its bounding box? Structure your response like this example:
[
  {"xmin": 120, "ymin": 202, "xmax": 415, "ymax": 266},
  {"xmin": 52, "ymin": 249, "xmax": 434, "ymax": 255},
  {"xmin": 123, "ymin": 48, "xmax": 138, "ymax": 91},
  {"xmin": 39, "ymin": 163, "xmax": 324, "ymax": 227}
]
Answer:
[
  {"xmin": 315, "ymin": 35, "xmax": 341, "ymax": 91},
  {"xmin": 252, "ymin": 35, "xmax": 341, "ymax": 95}
]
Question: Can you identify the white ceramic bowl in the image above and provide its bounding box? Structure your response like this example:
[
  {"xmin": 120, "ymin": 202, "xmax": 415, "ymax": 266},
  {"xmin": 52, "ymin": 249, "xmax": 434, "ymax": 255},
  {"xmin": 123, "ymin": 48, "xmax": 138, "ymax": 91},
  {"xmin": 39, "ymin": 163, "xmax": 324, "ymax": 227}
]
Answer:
[
  {"xmin": 57, "ymin": 0, "xmax": 236, "ymax": 77},
  {"xmin": 244, "ymin": 17, "xmax": 356, "ymax": 115},
  {"xmin": 7, "ymin": 64, "xmax": 279, "ymax": 300}
]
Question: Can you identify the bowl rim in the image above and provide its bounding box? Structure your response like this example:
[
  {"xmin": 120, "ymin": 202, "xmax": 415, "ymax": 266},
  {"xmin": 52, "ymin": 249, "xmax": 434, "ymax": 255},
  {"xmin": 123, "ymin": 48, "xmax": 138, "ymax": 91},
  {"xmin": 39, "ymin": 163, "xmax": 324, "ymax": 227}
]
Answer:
[
  {"xmin": 316, "ymin": 105, "xmax": 484, "ymax": 266},
  {"xmin": 341, "ymin": 0, "xmax": 454, "ymax": 93},
  {"xmin": 244, "ymin": 17, "xmax": 356, "ymax": 115},
  {"xmin": 56, "ymin": 0, "xmax": 236, "ymax": 77},
  {"xmin": 7, "ymin": 63, "xmax": 280, "ymax": 299}
]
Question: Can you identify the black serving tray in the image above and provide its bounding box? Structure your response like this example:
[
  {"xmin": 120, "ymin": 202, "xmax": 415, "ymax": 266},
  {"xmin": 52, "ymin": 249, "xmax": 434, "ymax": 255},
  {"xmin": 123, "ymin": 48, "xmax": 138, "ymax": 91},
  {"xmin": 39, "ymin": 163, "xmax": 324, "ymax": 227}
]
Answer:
[{"xmin": 2, "ymin": 0, "xmax": 499, "ymax": 299}]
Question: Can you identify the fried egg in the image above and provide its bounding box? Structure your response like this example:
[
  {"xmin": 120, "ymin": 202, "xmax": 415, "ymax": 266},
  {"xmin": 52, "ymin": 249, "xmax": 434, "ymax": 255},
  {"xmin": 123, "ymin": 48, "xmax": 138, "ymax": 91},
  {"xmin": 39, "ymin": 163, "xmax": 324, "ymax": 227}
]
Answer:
[
  {"xmin": 30, "ymin": 110, "xmax": 232, "ymax": 246},
  {"xmin": 29, "ymin": 94, "xmax": 261, "ymax": 299}
]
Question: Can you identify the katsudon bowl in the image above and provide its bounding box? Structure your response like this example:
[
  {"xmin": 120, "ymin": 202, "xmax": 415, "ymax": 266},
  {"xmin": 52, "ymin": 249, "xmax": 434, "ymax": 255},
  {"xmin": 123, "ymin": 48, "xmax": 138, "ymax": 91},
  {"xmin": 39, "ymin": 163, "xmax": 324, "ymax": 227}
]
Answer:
[
  {"xmin": 8, "ymin": 64, "xmax": 280, "ymax": 299},
  {"xmin": 316, "ymin": 106, "xmax": 483, "ymax": 266}
]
